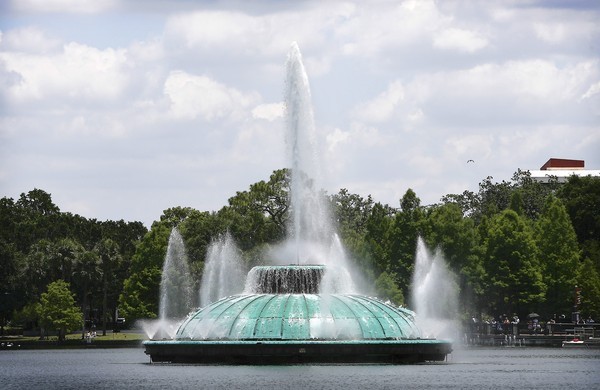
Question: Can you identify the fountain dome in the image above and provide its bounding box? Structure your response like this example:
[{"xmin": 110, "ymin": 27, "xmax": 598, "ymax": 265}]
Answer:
[{"xmin": 144, "ymin": 265, "xmax": 451, "ymax": 363}]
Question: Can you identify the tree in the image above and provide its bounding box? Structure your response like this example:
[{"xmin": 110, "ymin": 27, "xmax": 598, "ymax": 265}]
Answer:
[
  {"xmin": 423, "ymin": 203, "xmax": 482, "ymax": 313},
  {"xmin": 226, "ymin": 169, "xmax": 289, "ymax": 249},
  {"xmin": 483, "ymin": 210, "xmax": 546, "ymax": 317},
  {"xmin": 576, "ymin": 258, "xmax": 600, "ymax": 319},
  {"xmin": 72, "ymin": 249, "xmax": 101, "ymax": 337},
  {"xmin": 119, "ymin": 223, "xmax": 171, "ymax": 322},
  {"xmin": 95, "ymin": 238, "xmax": 122, "ymax": 335},
  {"xmin": 441, "ymin": 170, "xmax": 557, "ymax": 222},
  {"xmin": 331, "ymin": 188, "xmax": 373, "ymax": 237},
  {"xmin": 535, "ymin": 196, "xmax": 580, "ymax": 317},
  {"xmin": 374, "ymin": 271, "xmax": 404, "ymax": 306},
  {"xmin": 363, "ymin": 202, "xmax": 394, "ymax": 275},
  {"xmin": 388, "ymin": 189, "xmax": 424, "ymax": 294},
  {"xmin": 558, "ymin": 175, "xmax": 600, "ymax": 273},
  {"xmin": 37, "ymin": 280, "xmax": 82, "ymax": 341}
]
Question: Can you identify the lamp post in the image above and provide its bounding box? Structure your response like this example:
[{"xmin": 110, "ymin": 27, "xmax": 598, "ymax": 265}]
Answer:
[{"xmin": 572, "ymin": 285, "xmax": 581, "ymax": 324}]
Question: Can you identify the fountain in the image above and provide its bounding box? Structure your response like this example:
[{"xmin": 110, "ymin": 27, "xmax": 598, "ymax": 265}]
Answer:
[
  {"xmin": 412, "ymin": 237, "xmax": 459, "ymax": 341},
  {"xmin": 199, "ymin": 232, "xmax": 246, "ymax": 307},
  {"xmin": 140, "ymin": 227, "xmax": 194, "ymax": 339},
  {"xmin": 143, "ymin": 43, "xmax": 452, "ymax": 363}
]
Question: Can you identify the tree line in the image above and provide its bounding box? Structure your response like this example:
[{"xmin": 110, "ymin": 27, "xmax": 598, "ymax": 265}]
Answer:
[{"xmin": 1, "ymin": 170, "xmax": 599, "ymax": 337}]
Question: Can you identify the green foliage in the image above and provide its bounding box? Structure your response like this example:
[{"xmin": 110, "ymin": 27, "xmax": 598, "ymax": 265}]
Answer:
[
  {"xmin": 363, "ymin": 202, "xmax": 394, "ymax": 275},
  {"xmin": 535, "ymin": 196, "xmax": 580, "ymax": 316},
  {"xmin": 37, "ymin": 280, "xmax": 82, "ymax": 341},
  {"xmin": 442, "ymin": 170, "xmax": 557, "ymax": 222},
  {"xmin": 11, "ymin": 302, "xmax": 40, "ymax": 329},
  {"xmin": 422, "ymin": 203, "xmax": 482, "ymax": 312},
  {"xmin": 331, "ymin": 188, "xmax": 373, "ymax": 236},
  {"xmin": 225, "ymin": 169, "xmax": 289, "ymax": 249},
  {"xmin": 374, "ymin": 271, "xmax": 404, "ymax": 306},
  {"xmin": 483, "ymin": 210, "xmax": 546, "ymax": 316},
  {"xmin": 558, "ymin": 175, "xmax": 600, "ymax": 273},
  {"xmin": 388, "ymin": 190, "xmax": 424, "ymax": 294},
  {"xmin": 119, "ymin": 222, "xmax": 171, "ymax": 322},
  {"xmin": 576, "ymin": 258, "xmax": 600, "ymax": 319},
  {"xmin": 2, "ymin": 169, "xmax": 599, "ymax": 328},
  {"xmin": 119, "ymin": 267, "xmax": 162, "ymax": 320}
]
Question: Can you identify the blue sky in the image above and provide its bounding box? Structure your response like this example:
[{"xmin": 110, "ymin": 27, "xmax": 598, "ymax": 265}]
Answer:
[{"xmin": 1, "ymin": 0, "xmax": 599, "ymax": 226}]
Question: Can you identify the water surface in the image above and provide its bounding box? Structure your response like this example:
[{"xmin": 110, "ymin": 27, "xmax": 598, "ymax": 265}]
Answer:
[{"xmin": 1, "ymin": 347, "xmax": 598, "ymax": 389}]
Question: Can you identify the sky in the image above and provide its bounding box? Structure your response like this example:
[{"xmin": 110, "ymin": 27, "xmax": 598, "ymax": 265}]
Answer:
[{"xmin": 1, "ymin": 0, "xmax": 599, "ymax": 227}]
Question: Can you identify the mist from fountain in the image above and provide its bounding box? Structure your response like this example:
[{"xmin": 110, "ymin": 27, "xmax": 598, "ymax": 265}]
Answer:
[
  {"xmin": 281, "ymin": 42, "xmax": 356, "ymax": 293},
  {"xmin": 147, "ymin": 44, "xmax": 453, "ymax": 339},
  {"xmin": 143, "ymin": 43, "xmax": 454, "ymax": 362},
  {"xmin": 141, "ymin": 227, "xmax": 193, "ymax": 339},
  {"xmin": 199, "ymin": 231, "xmax": 246, "ymax": 307},
  {"xmin": 411, "ymin": 237, "xmax": 460, "ymax": 340}
]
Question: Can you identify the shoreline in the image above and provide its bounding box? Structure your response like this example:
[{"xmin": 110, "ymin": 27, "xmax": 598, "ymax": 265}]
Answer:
[{"xmin": 1, "ymin": 332, "xmax": 146, "ymax": 349}]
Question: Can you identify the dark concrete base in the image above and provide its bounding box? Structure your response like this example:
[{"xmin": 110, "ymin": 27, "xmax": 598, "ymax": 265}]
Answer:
[{"xmin": 143, "ymin": 339, "xmax": 452, "ymax": 364}]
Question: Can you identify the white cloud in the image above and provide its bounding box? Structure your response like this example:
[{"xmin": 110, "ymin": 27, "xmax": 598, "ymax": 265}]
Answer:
[
  {"xmin": 533, "ymin": 22, "xmax": 566, "ymax": 44},
  {"xmin": 399, "ymin": 59, "xmax": 599, "ymax": 126},
  {"xmin": 163, "ymin": 7, "xmax": 344, "ymax": 60},
  {"xmin": 1, "ymin": 0, "xmax": 599, "ymax": 226},
  {"xmin": 10, "ymin": 0, "xmax": 117, "ymax": 14},
  {"xmin": 433, "ymin": 28, "xmax": 489, "ymax": 53},
  {"xmin": 252, "ymin": 103, "xmax": 284, "ymax": 121},
  {"xmin": 0, "ymin": 27, "xmax": 61, "ymax": 53},
  {"xmin": 163, "ymin": 71, "xmax": 259, "ymax": 121},
  {"xmin": 355, "ymin": 81, "xmax": 405, "ymax": 123},
  {"xmin": 445, "ymin": 134, "xmax": 494, "ymax": 161},
  {"xmin": 337, "ymin": 0, "xmax": 451, "ymax": 56},
  {"xmin": 1, "ymin": 42, "xmax": 129, "ymax": 103},
  {"xmin": 581, "ymin": 81, "xmax": 600, "ymax": 100}
]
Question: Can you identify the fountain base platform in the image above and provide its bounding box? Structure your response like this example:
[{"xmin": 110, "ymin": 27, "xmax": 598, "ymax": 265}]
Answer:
[{"xmin": 143, "ymin": 339, "xmax": 452, "ymax": 364}]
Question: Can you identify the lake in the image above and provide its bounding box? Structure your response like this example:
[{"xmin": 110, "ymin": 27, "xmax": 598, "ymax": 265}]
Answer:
[{"xmin": 0, "ymin": 346, "xmax": 598, "ymax": 389}]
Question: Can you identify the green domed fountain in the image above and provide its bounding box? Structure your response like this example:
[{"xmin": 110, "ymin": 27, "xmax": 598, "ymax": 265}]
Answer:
[
  {"xmin": 143, "ymin": 265, "xmax": 452, "ymax": 363},
  {"xmin": 143, "ymin": 42, "xmax": 453, "ymax": 363}
]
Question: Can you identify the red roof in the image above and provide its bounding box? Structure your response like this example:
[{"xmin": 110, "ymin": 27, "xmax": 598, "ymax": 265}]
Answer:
[{"xmin": 541, "ymin": 158, "xmax": 584, "ymax": 170}]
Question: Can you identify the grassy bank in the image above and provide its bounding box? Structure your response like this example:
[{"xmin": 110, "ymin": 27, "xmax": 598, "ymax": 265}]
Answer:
[{"xmin": 1, "ymin": 332, "xmax": 146, "ymax": 349}]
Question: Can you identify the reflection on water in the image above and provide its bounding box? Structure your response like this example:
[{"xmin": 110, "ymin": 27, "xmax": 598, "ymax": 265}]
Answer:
[{"xmin": 0, "ymin": 347, "xmax": 598, "ymax": 389}]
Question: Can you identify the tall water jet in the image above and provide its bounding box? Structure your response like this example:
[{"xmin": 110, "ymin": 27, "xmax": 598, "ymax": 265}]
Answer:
[
  {"xmin": 160, "ymin": 228, "xmax": 194, "ymax": 319},
  {"xmin": 285, "ymin": 42, "xmax": 331, "ymax": 255},
  {"xmin": 199, "ymin": 232, "xmax": 246, "ymax": 307},
  {"xmin": 143, "ymin": 43, "xmax": 453, "ymax": 363},
  {"xmin": 411, "ymin": 237, "xmax": 459, "ymax": 340},
  {"xmin": 284, "ymin": 42, "xmax": 355, "ymax": 293},
  {"xmin": 141, "ymin": 227, "xmax": 193, "ymax": 339}
]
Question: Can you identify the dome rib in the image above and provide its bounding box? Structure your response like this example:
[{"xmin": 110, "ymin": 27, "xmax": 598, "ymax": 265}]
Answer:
[
  {"xmin": 251, "ymin": 294, "xmax": 280, "ymax": 339},
  {"xmin": 179, "ymin": 295, "xmax": 243, "ymax": 339},
  {"xmin": 329, "ymin": 294, "xmax": 369, "ymax": 338},
  {"xmin": 279, "ymin": 293, "xmax": 293, "ymax": 339},
  {"xmin": 226, "ymin": 294, "xmax": 266, "ymax": 339},
  {"xmin": 360, "ymin": 297, "xmax": 421, "ymax": 338},
  {"xmin": 348, "ymin": 295, "xmax": 405, "ymax": 338},
  {"xmin": 340, "ymin": 295, "xmax": 387, "ymax": 339},
  {"xmin": 176, "ymin": 293, "xmax": 423, "ymax": 341}
]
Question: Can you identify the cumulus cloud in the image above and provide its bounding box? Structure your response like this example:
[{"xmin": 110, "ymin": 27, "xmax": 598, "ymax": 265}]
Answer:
[
  {"xmin": 1, "ymin": 0, "xmax": 599, "ymax": 225},
  {"xmin": 10, "ymin": 0, "xmax": 118, "ymax": 13},
  {"xmin": 355, "ymin": 81, "xmax": 405, "ymax": 123},
  {"xmin": 252, "ymin": 103, "xmax": 284, "ymax": 121},
  {"xmin": 0, "ymin": 27, "xmax": 61, "ymax": 53},
  {"xmin": 163, "ymin": 6, "xmax": 346, "ymax": 60},
  {"xmin": 338, "ymin": 0, "xmax": 451, "ymax": 56},
  {"xmin": 581, "ymin": 81, "xmax": 600, "ymax": 100},
  {"xmin": 1, "ymin": 42, "xmax": 129, "ymax": 104},
  {"xmin": 433, "ymin": 28, "xmax": 489, "ymax": 53},
  {"xmin": 163, "ymin": 70, "xmax": 259, "ymax": 121},
  {"xmin": 533, "ymin": 22, "xmax": 566, "ymax": 44}
]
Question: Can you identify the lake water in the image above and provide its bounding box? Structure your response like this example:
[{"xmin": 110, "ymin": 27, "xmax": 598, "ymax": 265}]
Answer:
[{"xmin": 0, "ymin": 346, "xmax": 598, "ymax": 389}]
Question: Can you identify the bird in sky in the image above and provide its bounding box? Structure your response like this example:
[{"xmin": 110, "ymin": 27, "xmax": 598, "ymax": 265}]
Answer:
[{"xmin": 467, "ymin": 159, "xmax": 475, "ymax": 163}]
